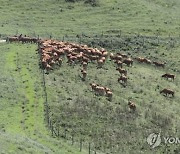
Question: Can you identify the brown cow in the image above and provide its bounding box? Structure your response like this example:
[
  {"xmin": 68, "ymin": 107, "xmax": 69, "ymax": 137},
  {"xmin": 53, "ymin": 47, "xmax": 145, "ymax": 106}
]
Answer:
[
  {"xmin": 106, "ymin": 91, "xmax": 113, "ymax": 101},
  {"xmin": 115, "ymin": 60, "xmax": 123, "ymax": 68},
  {"xmin": 7, "ymin": 36, "xmax": 19, "ymax": 43},
  {"xmin": 81, "ymin": 70, "xmax": 87, "ymax": 81},
  {"xmin": 117, "ymin": 53, "xmax": 128, "ymax": 58},
  {"xmin": 104, "ymin": 87, "xmax": 111, "ymax": 93},
  {"xmin": 136, "ymin": 57, "xmax": 145, "ymax": 63},
  {"xmin": 114, "ymin": 55, "xmax": 123, "ymax": 61},
  {"xmin": 144, "ymin": 58, "xmax": 152, "ymax": 64},
  {"xmin": 58, "ymin": 58, "xmax": 62, "ymax": 66},
  {"xmin": 160, "ymin": 88, "xmax": 174, "ymax": 97},
  {"xmin": 118, "ymin": 75, "xmax": 127, "ymax": 84},
  {"xmin": 162, "ymin": 73, "xmax": 175, "ymax": 80},
  {"xmin": 116, "ymin": 68, "xmax": 127, "ymax": 75},
  {"xmin": 110, "ymin": 53, "xmax": 115, "ymax": 60},
  {"xmin": 90, "ymin": 83, "xmax": 97, "ymax": 91},
  {"xmin": 97, "ymin": 59, "xmax": 104, "ymax": 68},
  {"xmin": 153, "ymin": 61, "xmax": 165, "ymax": 68},
  {"xmin": 82, "ymin": 62, "xmax": 88, "ymax": 70},
  {"xmin": 95, "ymin": 86, "xmax": 106, "ymax": 96},
  {"xmin": 128, "ymin": 101, "xmax": 136, "ymax": 111},
  {"xmin": 123, "ymin": 58, "xmax": 133, "ymax": 67}
]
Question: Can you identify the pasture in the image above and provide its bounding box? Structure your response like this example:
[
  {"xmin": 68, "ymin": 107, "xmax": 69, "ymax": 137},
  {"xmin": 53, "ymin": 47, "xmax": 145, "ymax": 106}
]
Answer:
[
  {"xmin": 44, "ymin": 35, "xmax": 180, "ymax": 153},
  {"xmin": 0, "ymin": 0, "xmax": 180, "ymax": 153},
  {"xmin": 0, "ymin": 43, "xmax": 85, "ymax": 153},
  {"xmin": 0, "ymin": 0, "xmax": 180, "ymax": 37}
]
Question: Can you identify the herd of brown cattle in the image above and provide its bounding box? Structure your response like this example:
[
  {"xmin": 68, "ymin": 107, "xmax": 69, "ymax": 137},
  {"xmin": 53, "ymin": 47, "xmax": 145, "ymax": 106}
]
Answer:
[
  {"xmin": 135, "ymin": 56, "xmax": 175, "ymax": 97},
  {"xmin": 7, "ymin": 37, "xmax": 176, "ymax": 111},
  {"xmin": 90, "ymin": 83, "xmax": 113, "ymax": 101},
  {"xmin": 36, "ymin": 40, "xmax": 176, "ymax": 111},
  {"xmin": 37, "ymin": 39, "xmax": 109, "ymax": 81},
  {"xmin": 6, "ymin": 34, "xmax": 39, "ymax": 44}
]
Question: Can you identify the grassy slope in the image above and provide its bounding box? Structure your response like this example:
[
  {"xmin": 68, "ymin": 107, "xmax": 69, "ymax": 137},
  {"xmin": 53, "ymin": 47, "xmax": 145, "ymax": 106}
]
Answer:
[
  {"xmin": 0, "ymin": 0, "xmax": 180, "ymax": 153},
  {"xmin": 46, "ymin": 43, "xmax": 180, "ymax": 153},
  {"xmin": 0, "ymin": 43, "xmax": 85, "ymax": 154},
  {"xmin": 0, "ymin": 0, "xmax": 180, "ymax": 37}
]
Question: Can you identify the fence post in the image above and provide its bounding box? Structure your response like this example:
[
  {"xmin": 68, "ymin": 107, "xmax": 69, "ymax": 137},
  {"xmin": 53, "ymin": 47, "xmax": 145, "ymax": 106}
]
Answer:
[
  {"xmin": 80, "ymin": 139, "xmax": 82, "ymax": 152},
  {"xmin": 51, "ymin": 122, "xmax": 54, "ymax": 136},
  {"xmin": 58, "ymin": 125, "xmax": 60, "ymax": 137},
  {"xmin": 89, "ymin": 142, "xmax": 91, "ymax": 154},
  {"xmin": 64, "ymin": 128, "xmax": 67, "ymax": 139},
  {"xmin": 119, "ymin": 30, "xmax": 122, "ymax": 38},
  {"xmin": 71, "ymin": 134, "xmax": 74, "ymax": 145},
  {"xmin": 142, "ymin": 36, "xmax": 145, "ymax": 46}
]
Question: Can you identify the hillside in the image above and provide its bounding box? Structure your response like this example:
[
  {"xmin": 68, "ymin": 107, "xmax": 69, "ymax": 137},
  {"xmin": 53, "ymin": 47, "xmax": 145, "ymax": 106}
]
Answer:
[
  {"xmin": 0, "ymin": 0, "xmax": 180, "ymax": 153},
  {"xmin": 0, "ymin": 0, "xmax": 180, "ymax": 37}
]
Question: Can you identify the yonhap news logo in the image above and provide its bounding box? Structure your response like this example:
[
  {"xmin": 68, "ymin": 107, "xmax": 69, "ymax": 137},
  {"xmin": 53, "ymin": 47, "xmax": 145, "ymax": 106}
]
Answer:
[{"xmin": 147, "ymin": 133, "xmax": 180, "ymax": 148}]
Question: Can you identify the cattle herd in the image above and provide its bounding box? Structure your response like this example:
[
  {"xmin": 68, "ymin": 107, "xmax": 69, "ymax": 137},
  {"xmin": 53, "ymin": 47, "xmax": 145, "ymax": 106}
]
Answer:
[
  {"xmin": 6, "ymin": 34, "xmax": 39, "ymax": 44},
  {"xmin": 7, "ymin": 35, "xmax": 176, "ymax": 111}
]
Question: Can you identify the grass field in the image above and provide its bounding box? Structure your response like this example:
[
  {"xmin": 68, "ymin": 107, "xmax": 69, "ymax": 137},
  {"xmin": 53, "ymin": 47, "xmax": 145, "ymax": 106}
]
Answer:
[
  {"xmin": 0, "ymin": 0, "xmax": 180, "ymax": 153},
  {"xmin": 0, "ymin": 43, "xmax": 86, "ymax": 153},
  {"xmin": 45, "ymin": 36, "xmax": 180, "ymax": 153},
  {"xmin": 0, "ymin": 0, "xmax": 180, "ymax": 37}
]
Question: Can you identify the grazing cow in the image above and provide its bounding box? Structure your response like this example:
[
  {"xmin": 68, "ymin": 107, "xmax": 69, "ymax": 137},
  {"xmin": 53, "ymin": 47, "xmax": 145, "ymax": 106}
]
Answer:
[
  {"xmin": 136, "ymin": 57, "xmax": 151, "ymax": 64},
  {"xmin": 160, "ymin": 89, "xmax": 174, "ymax": 97},
  {"xmin": 102, "ymin": 51, "xmax": 108, "ymax": 58},
  {"xmin": 58, "ymin": 58, "xmax": 62, "ymax": 66},
  {"xmin": 82, "ymin": 56, "xmax": 89, "ymax": 63},
  {"xmin": 144, "ymin": 58, "xmax": 151, "ymax": 64},
  {"xmin": 67, "ymin": 55, "xmax": 77, "ymax": 65},
  {"xmin": 128, "ymin": 101, "xmax": 136, "ymax": 111},
  {"xmin": 90, "ymin": 83, "xmax": 97, "ymax": 91},
  {"xmin": 117, "ymin": 53, "xmax": 128, "ymax": 58},
  {"xmin": 118, "ymin": 75, "xmax": 127, "ymax": 84},
  {"xmin": 153, "ymin": 61, "xmax": 165, "ymax": 68},
  {"xmin": 45, "ymin": 63, "xmax": 52, "ymax": 71},
  {"xmin": 89, "ymin": 55, "xmax": 99, "ymax": 62},
  {"xmin": 100, "ymin": 57, "xmax": 106, "ymax": 62},
  {"xmin": 115, "ymin": 60, "xmax": 123, "ymax": 68},
  {"xmin": 110, "ymin": 53, "xmax": 115, "ymax": 60},
  {"xmin": 116, "ymin": 68, "xmax": 127, "ymax": 75},
  {"xmin": 161, "ymin": 73, "xmax": 175, "ymax": 80},
  {"xmin": 95, "ymin": 86, "xmax": 106, "ymax": 96},
  {"xmin": 106, "ymin": 91, "xmax": 113, "ymax": 101},
  {"xmin": 19, "ymin": 36, "xmax": 31, "ymax": 43},
  {"xmin": 121, "ymin": 53, "xmax": 128, "ymax": 58},
  {"xmin": 123, "ymin": 58, "xmax": 133, "ymax": 67},
  {"xmin": 7, "ymin": 36, "xmax": 19, "ymax": 43},
  {"xmin": 30, "ymin": 37, "xmax": 39, "ymax": 43},
  {"xmin": 97, "ymin": 59, "xmax": 104, "ymax": 68},
  {"xmin": 81, "ymin": 70, "xmax": 87, "ymax": 81},
  {"xmin": 104, "ymin": 87, "xmax": 111, "ymax": 93},
  {"xmin": 136, "ymin": 57, "xmax": 145, "ymax": 63},
  {"xmin": 114, "ymin": 55, "xmax": 123, "ymax": 61},
  {"xmin": 82, "ymin": 62, "xmax": 88, "ymax": 70}
]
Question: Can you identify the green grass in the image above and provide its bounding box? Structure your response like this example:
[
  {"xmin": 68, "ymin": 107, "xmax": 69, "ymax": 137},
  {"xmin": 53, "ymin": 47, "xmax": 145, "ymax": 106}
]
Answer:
[
  {"xmin": 45, "ymin": 36, "xmax": 180, "ymax": 153},
  {"xmin": 0, "ymin": 43, "xmax": 86, "ymax": 153},
  {"xmin": 0, "ymin": 0, "xmax": 180, "ymax": 153},
  {"xmin": 0, "ymin": 0, "xmax": 180, "ymax": 37}
]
